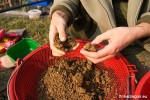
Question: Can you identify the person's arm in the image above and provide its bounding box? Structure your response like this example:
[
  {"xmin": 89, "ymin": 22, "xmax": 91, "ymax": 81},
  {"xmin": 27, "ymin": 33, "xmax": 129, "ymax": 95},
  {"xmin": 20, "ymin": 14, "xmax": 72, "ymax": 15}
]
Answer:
[
  {"xmin": 135, "ymin": 22, "xmax": 150, "ymax": 39},
  {"xmin": 136, "ymin": 14, "xmax": 150, "ymax": 52},
  {"xmin": 80, "ymin": 22, "xmax": 150, "ymax": 64}
]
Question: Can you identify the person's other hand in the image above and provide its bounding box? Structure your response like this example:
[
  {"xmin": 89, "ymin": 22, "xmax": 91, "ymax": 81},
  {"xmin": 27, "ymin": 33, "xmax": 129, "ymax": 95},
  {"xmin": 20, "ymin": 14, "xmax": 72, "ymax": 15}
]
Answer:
[
  {"xmin": 49, "ymin": 10, "xmax": 69, "ymax": 56},
  {"xmin": 80, "ymin": 27, "xmax": 138, "ymax": 63}
]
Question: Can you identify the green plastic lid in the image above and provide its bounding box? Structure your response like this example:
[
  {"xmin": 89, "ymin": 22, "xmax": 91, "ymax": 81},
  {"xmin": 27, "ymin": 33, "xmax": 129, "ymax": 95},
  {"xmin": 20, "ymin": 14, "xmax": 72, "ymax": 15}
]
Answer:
[{"xmin": 7, "ymin": 38, "xmax": 40, "ymax": 62}]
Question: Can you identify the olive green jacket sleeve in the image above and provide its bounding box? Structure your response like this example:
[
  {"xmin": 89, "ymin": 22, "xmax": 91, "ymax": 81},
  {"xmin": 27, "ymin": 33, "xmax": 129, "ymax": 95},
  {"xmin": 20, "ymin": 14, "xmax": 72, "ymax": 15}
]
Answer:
[
  {"xmin": 136, "ymin": 0, "xmax": 150, "ymax": 24},
  {"xmin": 50, "ymin": 0, "xmax": 80, "ymax": 25},
  {"xmin": 137, "ymin": 13, "xmax": 150, "ymax": 24},
  {"xmin": 137, "ymin": 12, "xmax": 150, "ymax": 53},
  {"xmin": 127, "ymin": 0, "xmax": 149, "ymax": 26}
]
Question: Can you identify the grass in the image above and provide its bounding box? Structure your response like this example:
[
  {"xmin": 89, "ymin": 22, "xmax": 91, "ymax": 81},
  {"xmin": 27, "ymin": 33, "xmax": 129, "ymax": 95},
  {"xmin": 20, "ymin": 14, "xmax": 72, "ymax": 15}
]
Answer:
[
  {"xmin": 0, "ymin": 16, "xmax": 50, "ymax": 45},
  {"xmin": 0, "ymin": 15, "xmax": 51, "ymax": 100}
]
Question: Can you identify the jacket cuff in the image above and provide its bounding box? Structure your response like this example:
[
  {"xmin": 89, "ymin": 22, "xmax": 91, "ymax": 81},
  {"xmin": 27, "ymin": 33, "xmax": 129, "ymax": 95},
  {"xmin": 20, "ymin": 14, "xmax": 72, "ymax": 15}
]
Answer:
[
  {"xmin": 137, "ymin": 13, "xmax": 150, "ymax": 24},
  {"xmin": 137, "ymin": 13, "xmax": 150, "ymax": 53},
  {"xmin": 50, "ymin": 5, "xmax": 73, "ymax": 26}
]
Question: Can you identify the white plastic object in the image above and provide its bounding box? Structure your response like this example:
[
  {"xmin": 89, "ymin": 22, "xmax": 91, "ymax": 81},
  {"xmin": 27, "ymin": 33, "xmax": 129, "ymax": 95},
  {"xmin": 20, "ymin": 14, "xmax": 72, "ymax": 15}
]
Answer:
[{"xmin": 28, "ymin": 9, "xmax": 42, "ymax": 19}]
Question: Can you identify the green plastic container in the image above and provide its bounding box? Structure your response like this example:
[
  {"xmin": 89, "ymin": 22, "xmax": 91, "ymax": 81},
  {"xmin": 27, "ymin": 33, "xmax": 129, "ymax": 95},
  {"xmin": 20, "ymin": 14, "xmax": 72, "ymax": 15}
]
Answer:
[{"xmin": 7, "ymin": 38, "xmax": 40, "ymax": 62}]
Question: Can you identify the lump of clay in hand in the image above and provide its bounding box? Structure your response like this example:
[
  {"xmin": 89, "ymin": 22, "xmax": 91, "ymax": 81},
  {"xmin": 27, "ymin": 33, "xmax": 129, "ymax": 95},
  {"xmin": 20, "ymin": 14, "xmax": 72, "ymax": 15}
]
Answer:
[
  {"xmin": 84, "ymin": 43, "xmax": 97, "ymax": 52},
  {"xmin": 54, "ymin": 34, "xmax": 77, "ymax": 52}
]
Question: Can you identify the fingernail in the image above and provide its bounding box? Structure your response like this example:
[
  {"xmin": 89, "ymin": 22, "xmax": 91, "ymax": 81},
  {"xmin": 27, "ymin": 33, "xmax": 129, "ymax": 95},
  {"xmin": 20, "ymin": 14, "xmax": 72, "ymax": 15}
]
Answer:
[
  {"xmin": 60, "ymin": 37, "xmax": 66, "ymax": 41},
  {"xmin": 62, "ymin": 52, "xmax": 65, "ymax": 55},
  {"xmin": 80, "ymin": 49, "xmax": 83, "ymax": 54},
  {"xmin": 80, "ymin": 49, "xmax": 82, "ymax": 53},
  {"xmin": 91, "ymin": 40, "xmax": 96, "ymax": 44}
]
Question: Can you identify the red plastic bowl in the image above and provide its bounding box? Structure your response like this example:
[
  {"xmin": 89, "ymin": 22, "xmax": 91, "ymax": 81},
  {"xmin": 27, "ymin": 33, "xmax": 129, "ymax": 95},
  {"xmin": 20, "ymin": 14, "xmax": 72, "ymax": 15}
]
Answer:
[{"xmin": 134, "ymin": 71, "xmax": 150, "ymax": 100}]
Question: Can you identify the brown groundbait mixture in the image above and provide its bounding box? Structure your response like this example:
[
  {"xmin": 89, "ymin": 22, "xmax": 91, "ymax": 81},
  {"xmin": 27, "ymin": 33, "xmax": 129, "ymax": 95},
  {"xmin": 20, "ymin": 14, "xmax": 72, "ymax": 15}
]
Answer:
[
  {"xmin": 54, "ymin": 34, "xmax": 77, "ymax": 52},
  {"xmin": 37, "ymin": 37, "xmax": 118, "ymax": 100},
  {"xmin": 84, "ymin": 43, "xmax": 97, "ymax": 52},
  {"xmin": 37, "ymin": 59, "xmax": 118, "ymax": 100}
]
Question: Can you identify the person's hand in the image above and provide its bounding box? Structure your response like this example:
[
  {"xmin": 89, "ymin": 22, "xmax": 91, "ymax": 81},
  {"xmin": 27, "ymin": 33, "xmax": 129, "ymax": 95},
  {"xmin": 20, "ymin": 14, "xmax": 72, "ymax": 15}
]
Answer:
[
  {"xmin": 80, "ymin": 27, "xmax": 138, "ymax": 63},
  {"xmin": 49, "ymin": 10, "xmax": 69, "ymax": 56}
]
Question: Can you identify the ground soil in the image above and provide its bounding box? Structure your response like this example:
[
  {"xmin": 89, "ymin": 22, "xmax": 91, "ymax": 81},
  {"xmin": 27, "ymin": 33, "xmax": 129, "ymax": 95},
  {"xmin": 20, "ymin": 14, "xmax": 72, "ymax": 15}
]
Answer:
[
  {"xmin": 0, "ymin": 15, "xmax": 50, "ymax": 100},
  {"xmin": 37, "ymin": 58, "xmax": 118, "ymax": 100},
  {"xmin": 0, "ymin": 68, "xmax": 13, "ymax": 100}
]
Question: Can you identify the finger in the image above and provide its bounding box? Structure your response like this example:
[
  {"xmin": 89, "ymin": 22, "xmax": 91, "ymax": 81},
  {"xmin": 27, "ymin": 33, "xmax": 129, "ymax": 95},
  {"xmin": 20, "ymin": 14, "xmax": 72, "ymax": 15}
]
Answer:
[
  {"xmin": 57, "ymin": 25, "xmax": 66, "ymax": 41},
  {"xmin": 49, "ymin": 25, "xmax": 65, "ymax": 55},
  {"xmin": 80, "ymin": 48, "xmax": 98, "ymax": 58},
  {"xmin": 51, "ymin": 45, "xmax": 65, "ymax": 55},
  {"xmin": 85, "ymin": 54, "xmax": 115, "ymax": 64},
  {"xmin": 72, "ymin": 43, "xmax": 80, "ymax": 50},
  {"xmin": 52, "ymin": 51, "xmax": 64, "ymax": 56},
  {"xmin": 55, "ymin": 17, "xmax": 67, "ymax": 42},
  {"xmin": 80, "ymin": 45, "xmax": 113, "ymax": 59},
  {"xmin": 49, "ymin": 23, "xmax": 57, "ymax": 43},
  {"xmin": 91, "ymin": 32, "xmax": 110, "ymax": 44},
  {"xmin": 49, "ymin": 25, "xmax": 57, "ymax": 49}
]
